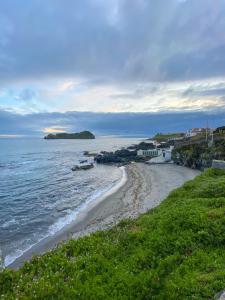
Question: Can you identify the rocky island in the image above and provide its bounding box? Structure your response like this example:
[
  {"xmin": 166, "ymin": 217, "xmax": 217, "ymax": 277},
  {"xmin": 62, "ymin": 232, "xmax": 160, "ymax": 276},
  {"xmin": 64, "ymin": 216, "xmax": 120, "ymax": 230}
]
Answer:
[{"xmin": 44, "ymin": 131, "xmax": 95, "ymax": 140}]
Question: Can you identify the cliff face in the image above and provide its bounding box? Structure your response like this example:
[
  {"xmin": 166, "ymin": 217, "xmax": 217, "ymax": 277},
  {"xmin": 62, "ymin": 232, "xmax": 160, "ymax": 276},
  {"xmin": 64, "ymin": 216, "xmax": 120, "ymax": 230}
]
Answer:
[
  {"xmin": 172, "ymin": 138, "xmax": 225, "ymax": 170},
  {"xmin": 44, "ymin": 131, "xmax": 95, "ymax": 139}
]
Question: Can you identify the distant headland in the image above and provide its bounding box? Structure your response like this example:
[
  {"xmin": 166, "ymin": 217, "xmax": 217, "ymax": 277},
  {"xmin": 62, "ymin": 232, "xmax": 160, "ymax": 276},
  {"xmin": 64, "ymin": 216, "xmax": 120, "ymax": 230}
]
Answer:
[{"xmin": 44, "ymin": 131, "xmax": 95, "ymax": 139}]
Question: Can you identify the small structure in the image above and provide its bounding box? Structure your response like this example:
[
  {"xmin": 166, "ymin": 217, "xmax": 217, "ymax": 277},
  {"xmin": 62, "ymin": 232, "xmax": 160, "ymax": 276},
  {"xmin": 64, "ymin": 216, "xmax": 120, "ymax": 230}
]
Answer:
[
  {"xmin": 162, "ymin": 149, "xmax": 172, "ymax": 162},
  {"xmin": 137, "ymin": 149, "xmax": 159, "ymax": 157},
  {"xmin": 138, "ymin": 146, "xmax": 174, "ymax": 163},
  {"xmin": 161, "ymin": 146, "xmax": 174, "ymax": 162},
  {"xmin": 186, "ymin": 128, "xmax": 206, "ymax": 138},
  {"xmin": 71, "ymin": 163, "xmax": 94, "ymax": 171}
]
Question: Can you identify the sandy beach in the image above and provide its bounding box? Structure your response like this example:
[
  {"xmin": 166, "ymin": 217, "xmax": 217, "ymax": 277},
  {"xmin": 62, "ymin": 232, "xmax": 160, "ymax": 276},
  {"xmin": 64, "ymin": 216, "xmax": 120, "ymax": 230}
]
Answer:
[{"xmin": 8, "ymin": 163, "xmax": 200, "ymax": 269}]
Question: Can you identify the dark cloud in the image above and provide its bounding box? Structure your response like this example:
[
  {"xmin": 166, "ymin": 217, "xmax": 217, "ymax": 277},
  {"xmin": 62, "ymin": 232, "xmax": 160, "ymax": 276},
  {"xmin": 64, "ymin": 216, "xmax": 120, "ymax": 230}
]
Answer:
[
  {"xmin": 161, "ymin": 46, "xmax": 225, "ymax": 81},
  {"xmin": 0, "ymin": 0, "xmax": 225, "ymax": 85},
  {"xmin": 1, "ymin": 109, "xmax": 225, "ymax": 137},
  {"xmin": 182, "ymin": 84, "xmax": 225, "ymax": 98}
]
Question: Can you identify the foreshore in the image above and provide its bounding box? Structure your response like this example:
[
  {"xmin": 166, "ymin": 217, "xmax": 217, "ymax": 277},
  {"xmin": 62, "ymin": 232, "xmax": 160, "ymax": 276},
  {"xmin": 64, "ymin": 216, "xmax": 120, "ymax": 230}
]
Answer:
[{"xmin": 8, "ymin": 163, "xmax": 200, "ymax": 270}]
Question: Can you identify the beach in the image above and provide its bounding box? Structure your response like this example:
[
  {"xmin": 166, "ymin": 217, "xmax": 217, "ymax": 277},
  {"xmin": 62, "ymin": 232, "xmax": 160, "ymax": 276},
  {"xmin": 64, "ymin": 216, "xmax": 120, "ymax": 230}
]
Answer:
[{"xmin": 8, "ymin": 163, "xmax": 200, "ymax": 269}]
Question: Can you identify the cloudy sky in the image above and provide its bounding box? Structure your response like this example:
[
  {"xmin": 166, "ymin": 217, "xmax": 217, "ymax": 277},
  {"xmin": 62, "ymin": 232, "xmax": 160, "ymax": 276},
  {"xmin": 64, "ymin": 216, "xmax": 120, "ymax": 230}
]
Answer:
[{"xmin": 1, "ymin": 0, "xmax": 225, "ymax": 136}]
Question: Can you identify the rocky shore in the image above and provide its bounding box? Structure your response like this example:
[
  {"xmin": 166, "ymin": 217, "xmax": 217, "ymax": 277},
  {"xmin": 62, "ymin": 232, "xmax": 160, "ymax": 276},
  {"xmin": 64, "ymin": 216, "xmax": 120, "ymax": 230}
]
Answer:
[
  {"xmin": 94, "ymin": 141, "xmax": 155, "ymax": 165},
  {"xmin": 172, "ymin": 137, "xmax": 225, "ymax": 170}
]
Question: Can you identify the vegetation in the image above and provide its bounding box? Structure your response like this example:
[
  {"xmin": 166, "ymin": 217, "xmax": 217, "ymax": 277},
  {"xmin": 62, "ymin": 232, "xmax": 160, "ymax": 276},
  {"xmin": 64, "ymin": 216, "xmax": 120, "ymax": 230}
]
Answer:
[
  {"xmin": 153, "ymin": 132, "xmax": 184, "ymax": 142},
  {"xmin": 44, "ymin": 131, "xmax": 95, "ymax": 139},
  {"xmin": 173, "ymin": 134, "xmax": 225, "ymax": 169},
  {"xmin": 1, "ymin": 169, "xmax": 225, "ymax": 299}
]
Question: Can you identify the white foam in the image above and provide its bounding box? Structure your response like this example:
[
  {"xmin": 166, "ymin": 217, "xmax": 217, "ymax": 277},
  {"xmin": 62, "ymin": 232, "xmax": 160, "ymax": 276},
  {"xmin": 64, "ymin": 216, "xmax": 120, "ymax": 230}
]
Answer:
[
  {"xmin": 47, "ymin": 166, "xmax": 127, "ymax": 235},
  {"xmin": 4, "ymin": 166, "xmax": 127, "ymax": 267},
  {"xmin": 2, "ymin": 218, "xmax": 17, "ymax": 229}
]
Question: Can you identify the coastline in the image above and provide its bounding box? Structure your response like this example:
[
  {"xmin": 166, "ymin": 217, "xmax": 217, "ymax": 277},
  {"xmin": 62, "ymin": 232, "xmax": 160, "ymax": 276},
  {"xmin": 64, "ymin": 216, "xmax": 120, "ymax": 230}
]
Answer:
[
  {"xmin": 5, "ymin": 165, "xmax": 127, "ymax": 269},
  {"xmin": 8, "ymin": 163, "xmax": 200, "ymax": 270}
]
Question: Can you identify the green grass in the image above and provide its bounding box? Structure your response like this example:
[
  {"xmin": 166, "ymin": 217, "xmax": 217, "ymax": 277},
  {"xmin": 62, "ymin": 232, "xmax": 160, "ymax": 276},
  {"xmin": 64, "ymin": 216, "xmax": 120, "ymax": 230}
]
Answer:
[
  {"xmin": 153, "ymin": 133, "xmax": 184, "ymax": 142},
  {"xmin": 1, "ymin": 168, "xmax": 225, "ymax": 299}
]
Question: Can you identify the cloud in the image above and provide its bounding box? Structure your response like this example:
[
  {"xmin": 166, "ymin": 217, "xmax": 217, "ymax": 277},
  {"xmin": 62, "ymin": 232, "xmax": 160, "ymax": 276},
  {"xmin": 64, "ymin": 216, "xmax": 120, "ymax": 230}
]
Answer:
[
  {"xmin": 0, "ymin": 0, "xmax": 225, "ymax": 85},
  {"xmin": 43, "ymin": 126, "xmax": 70, "ymax": 134},
  {"xmin": 182, "ymin": 84, "xmax": 225, "ymax": 98},
  {"xmin": 1, "ymin": 109, "xmax": 225, "ymax": 137},
  {"xmin": 0, "ymin": 0, "xmax": 225, "ymax": 116},
  {"xmin": 110, "ymin": 85, "xmax": 159, "ymax": 100},
  {"xmin": 17, "ymin": 88, "xmax": 36, "ymax": 102},
  {"xmin": 160, "ymin": 46, "xmax": 225, "ymax": 81}
]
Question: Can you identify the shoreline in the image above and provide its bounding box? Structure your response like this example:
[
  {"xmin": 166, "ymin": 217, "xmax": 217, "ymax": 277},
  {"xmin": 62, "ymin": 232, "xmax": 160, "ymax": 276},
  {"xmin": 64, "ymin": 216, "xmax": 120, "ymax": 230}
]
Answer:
[
  {"xmin": 8, "ymin": 163, "xmax": 200, "ymax": 270},
  {"xmin": 4, "ymin": 165, "xmax": 127, "ymax": 268}
]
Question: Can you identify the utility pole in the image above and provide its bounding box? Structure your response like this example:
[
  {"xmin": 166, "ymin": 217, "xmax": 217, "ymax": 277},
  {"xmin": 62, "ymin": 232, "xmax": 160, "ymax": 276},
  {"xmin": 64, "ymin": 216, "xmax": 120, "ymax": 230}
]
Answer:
[
  {"xmin": 206, "ymin": 120, "xmax": 208, "ymax": 143},
  {"xmin": 0, "ymin": 248, "xmax": 3, "ymax": 271}
]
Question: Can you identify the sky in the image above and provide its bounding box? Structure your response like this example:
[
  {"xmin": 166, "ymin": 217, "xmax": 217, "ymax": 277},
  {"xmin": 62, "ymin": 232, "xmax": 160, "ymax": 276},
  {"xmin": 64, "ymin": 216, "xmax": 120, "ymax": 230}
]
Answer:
[{"xmin": 0, "ymin": 0, "xmax": 225, "ymax": 136}]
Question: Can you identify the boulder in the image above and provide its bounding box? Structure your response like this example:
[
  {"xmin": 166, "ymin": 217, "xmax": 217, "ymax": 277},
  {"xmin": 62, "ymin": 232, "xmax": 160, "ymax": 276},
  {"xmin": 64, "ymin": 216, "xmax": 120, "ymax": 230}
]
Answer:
[
  {"xmin": 215, "ymin": 290, "xmax": 225, "ymax": 300},
  {"xmin": 71, "ymin": 163, "xmax": 94, "ymax": 171}
]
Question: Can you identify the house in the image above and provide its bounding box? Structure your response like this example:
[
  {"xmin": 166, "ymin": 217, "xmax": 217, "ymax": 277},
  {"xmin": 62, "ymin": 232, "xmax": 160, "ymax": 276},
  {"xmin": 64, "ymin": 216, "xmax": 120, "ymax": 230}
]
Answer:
[
  {"xmin": 137, "ymin": 149, "xmax": 160, "ymax": 157},
  {"xmin": 186, "ymin": 128, "xmax": 206, "ymax": 138},
  {"xmin": 138, "ymin": 146, "xmax": 174, "ymax": 163}
]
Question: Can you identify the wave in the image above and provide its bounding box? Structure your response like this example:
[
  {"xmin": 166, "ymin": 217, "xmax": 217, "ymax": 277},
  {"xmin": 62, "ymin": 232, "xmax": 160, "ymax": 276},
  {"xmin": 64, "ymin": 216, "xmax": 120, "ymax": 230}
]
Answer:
[
  {"xmin": 3, "ymin": 167, "xmax": 127, "ymax": 267},
  {"xmin": 2, "ymin": 218, "xmax": 17, "ymax": 229},
  {"xmin": 46, "ymin": 166, "xmax": 127, "ymax": 236}
]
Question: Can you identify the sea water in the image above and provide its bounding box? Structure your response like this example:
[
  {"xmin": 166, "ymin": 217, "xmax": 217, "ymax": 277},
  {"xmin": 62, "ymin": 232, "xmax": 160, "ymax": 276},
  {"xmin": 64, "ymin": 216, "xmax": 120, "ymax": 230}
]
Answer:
[{"xmin": 0, "ymin": 136, "xmax": 141, "ymax": 267}]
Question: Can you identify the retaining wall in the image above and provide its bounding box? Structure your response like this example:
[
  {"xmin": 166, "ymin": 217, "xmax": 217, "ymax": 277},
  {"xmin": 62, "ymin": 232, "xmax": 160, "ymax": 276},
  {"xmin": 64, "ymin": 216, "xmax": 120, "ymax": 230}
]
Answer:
[{"xmin": 212, "ymin": 160, "xmax": 225, "ymax": 170}]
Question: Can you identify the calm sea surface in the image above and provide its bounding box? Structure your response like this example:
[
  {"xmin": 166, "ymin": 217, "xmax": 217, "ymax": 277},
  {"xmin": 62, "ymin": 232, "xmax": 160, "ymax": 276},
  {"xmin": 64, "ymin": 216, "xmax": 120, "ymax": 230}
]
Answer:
[{"xmin": 0, "ymin": 136, "xmax": 142, "ymax": 266}]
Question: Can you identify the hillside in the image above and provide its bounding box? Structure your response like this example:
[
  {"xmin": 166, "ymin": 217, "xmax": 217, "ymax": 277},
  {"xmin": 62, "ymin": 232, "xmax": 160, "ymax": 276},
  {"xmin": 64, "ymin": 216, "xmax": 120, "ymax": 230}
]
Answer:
[
  {"xmin": 172, "ymin": 132, "xmax": 225, "ymax": 169},
  {"xmin": 44, "ymin": 131, "xmax": 95, "ymax": 139},
  {"xmin": 1, "ymin": 169, "xmax": 225, "ymax": 299},
  {"xmin": 153, "ymin": 132, "xmax": 184, "ymax": 142}
]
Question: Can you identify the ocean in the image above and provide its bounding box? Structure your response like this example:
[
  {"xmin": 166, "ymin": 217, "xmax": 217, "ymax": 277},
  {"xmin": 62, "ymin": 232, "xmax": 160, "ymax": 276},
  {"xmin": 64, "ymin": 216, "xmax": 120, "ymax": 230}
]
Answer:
[{"xmin": 0, "ymin": 136, "xmax": 142, "ymax": 267}]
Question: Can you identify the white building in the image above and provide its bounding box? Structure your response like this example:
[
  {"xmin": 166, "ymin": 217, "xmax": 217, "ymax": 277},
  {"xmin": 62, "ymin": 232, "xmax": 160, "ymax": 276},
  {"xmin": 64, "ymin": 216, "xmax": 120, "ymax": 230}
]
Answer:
[
  {"xmin": 186, "ymin": 128, "xmax": 205, "ymax": 138},
  {"xmin": 137, "ymin": 149, "xmax": 159, "ymax": 157},
  {"xmin": 138, "ymin": 146, "xmax": 174, "ymax": 162},
  {"xmin": 162, "ymin": 149, "xmax": 172, "ymax": 162}
]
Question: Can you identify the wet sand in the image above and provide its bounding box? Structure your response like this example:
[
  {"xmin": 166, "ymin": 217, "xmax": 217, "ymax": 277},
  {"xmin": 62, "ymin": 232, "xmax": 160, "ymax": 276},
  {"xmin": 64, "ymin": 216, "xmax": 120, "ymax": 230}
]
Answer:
[{"xmin": 8, "ymin": 163, "xmax": 200, "ymax": 269}]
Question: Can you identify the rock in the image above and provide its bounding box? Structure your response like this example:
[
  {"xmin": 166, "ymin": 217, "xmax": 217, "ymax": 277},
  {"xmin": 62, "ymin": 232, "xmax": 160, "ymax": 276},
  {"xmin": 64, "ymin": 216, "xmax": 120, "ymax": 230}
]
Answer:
[
  {"xmin": 94, "ymin": 153, "xmax": 123, "ymax": 164},
  {"xmin": 215, "ymin": 290, "xmax": 225, "ymax": 299},
  {"xmin": 83, "ymin": 151, "xmax": 98, "ymax": 157},
  {"xmin": 115, "ymin": 149, "xmax": 137, "ymax": 157},
  {"xmin": 93, "ymin": 140, "xmax": 160, "ymax": 165},
  {"xmin": 94, "ymin": 149, "xmax": 147, "ymax": 165},
  {"xmin": 79, "ymin": 159, "xmax": 88, "ymax": 164},
  {"xmin": 127, "ymin": 142, "xmax": 155, "ymax": 151},
  {"xmin": 71, "ymin": 163, "xmax": 94, "ymax": 171}
]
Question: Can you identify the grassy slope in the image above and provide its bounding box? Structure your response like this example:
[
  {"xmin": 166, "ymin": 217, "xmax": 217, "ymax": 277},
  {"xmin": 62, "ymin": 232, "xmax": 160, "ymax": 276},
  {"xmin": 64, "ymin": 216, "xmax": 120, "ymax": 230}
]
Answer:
[
  {"xmin": 153, "ymin": 133, "xmax": 184, "ymax": 142},
  {"xmin": 1, "ymin": 169, "xmax": 225, "ymax": 299}
]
